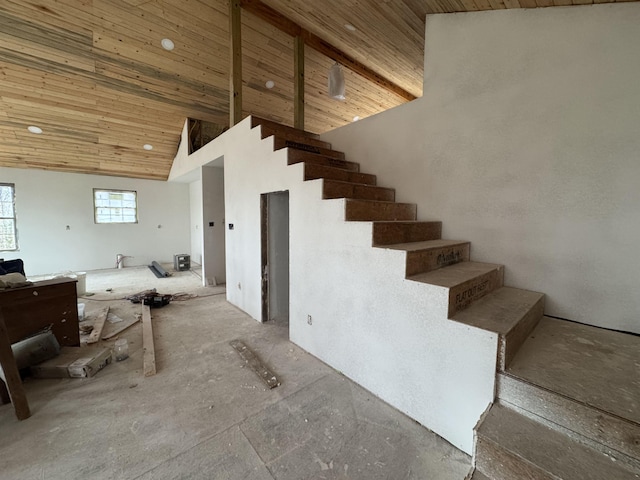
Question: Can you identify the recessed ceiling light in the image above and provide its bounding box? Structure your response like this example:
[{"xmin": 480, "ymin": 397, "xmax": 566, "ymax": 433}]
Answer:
[
  {"xmin": 161, "ymin": 38, "xmax": 175, "ymax": 51},
  {"xmin": 265, "ymin": 80, "xmax": 275, "ymax": 89},
  {"xmin": 27, "ymin": 125, "xmax": 43, "ymax": 134},
  {"xmin": 143, "ymin": 144, "xmax": 153, "ymax": 150},
  {"xmin": 344, "ymin": 23, "xmax": 356, "ymax": 32},
  {"xmin": 352, "ymin": 116, "xmax": 360, "ymax": 122}
]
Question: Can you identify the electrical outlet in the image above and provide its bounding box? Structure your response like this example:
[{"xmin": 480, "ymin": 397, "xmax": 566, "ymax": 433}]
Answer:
[
  {"xmin": 209, "ymin": 221, "xmax": 214, "ymax": 227},
  {"xmin": 307, "ymin": 315, "xmax": 312, "ymax": 325}
]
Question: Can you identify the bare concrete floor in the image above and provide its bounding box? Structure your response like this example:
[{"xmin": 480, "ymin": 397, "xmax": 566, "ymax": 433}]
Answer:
[
  {"xmin": 1, "ymin": 267, "xmax": 470, "ymax": 479},
  {"xmin": 508, "ymin": 316, "xmax": 640, "ymax": 424}
]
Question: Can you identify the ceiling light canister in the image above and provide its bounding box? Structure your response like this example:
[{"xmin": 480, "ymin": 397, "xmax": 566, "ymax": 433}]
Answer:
[
  {"xmin": 27, "ymin": 125, "xmax": 43, "ymax": 134},
  {"xmin": 353, "ymin": 116, "xmax": 360, "ymax": 122},
  {"xmin": 265, "ymin": 80, "xmax": 275, "ymax": 89},
  {"xmin": 143, "ymin": 144, "xmax": 153, "ymax": 150},
  {"xmin": 161, "ymin": 38, "xmax": 175, "ymax": 51},
  {"xmin": 344, "ymin": 23, "xmax": 356, "ymax": 32}
]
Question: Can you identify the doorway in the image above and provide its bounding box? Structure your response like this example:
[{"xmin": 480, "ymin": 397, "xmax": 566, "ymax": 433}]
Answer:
[{"xmin": 260, "ymin": 191, "xmax": 289, "ymax": 324}]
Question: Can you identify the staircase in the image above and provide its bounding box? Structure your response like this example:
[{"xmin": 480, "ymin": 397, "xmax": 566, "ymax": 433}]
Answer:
[{"xmin": 250, "ymin": 117, "xmax": 640, "ymax": 479}]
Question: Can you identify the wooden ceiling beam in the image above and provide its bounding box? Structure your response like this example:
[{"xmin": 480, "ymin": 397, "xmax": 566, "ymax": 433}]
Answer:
[{"xmin": 240, "ymin": 0, "xmax": 416, "ymax": 102}]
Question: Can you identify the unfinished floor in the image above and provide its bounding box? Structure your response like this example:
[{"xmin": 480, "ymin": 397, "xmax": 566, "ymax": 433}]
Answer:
[{"xmin": 0, "ymin": 266, "xmax": 470, "ymax": 479}]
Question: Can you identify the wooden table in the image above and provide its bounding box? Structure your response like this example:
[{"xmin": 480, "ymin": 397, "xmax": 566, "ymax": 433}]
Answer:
[{"xmin": 0, "ymin": 277, "xmax": 79, "ymax": 419}]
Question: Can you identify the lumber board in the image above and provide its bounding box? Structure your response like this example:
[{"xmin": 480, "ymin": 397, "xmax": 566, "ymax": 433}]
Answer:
[
  {"xmin": 294, "ymin": 35, "xmax": 304, "ymax": 130},
  {"xmin": 86, "ymin": 306, "xmax": 110, "ymax": 344},
  {"xmin": 229, "ymin": 0, "xmax": 243, "ymax": 126},
  {"xmin": 230, "ymin": 339, "xmax": 280, "ymax": 389},
  {"xmin": 102, "ymin": 316, "xmax": 141, "ymax": 340},
  {"xmin": 141, "ymin": 305, "xmax": 156, "ymax": 377}
]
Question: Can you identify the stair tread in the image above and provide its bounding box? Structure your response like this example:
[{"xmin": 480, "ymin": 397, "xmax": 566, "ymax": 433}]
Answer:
[
  {"xmin": 507, "ymin": 316, "xmax": 640, "ymax": 426},
  {"xmin": 346, "ymin": 198, "xmax": 414, "ymax": 206},
  {"xmin": 409, "ymin": 261, "xmax": 503, "ymax": 288},
  {"xmin": 451, "ymin": 286, "xmax": 544, "ymax": 335},
  {"xmin": 323, "ymin": 178, "xmax": 392, "ymax": 190},
  {"xmin": 478, "ymin": 403, "xmax": 639, "ymax": 479},
  {"xmin": 382, "ymin": 239, "xmax": 469, "ymax": 252}
]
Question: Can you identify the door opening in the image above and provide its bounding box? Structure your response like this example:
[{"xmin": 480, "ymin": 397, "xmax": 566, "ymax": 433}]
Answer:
[{"xmin": 260, "ymin": 191, "xmax": 290, "ymax": 324}]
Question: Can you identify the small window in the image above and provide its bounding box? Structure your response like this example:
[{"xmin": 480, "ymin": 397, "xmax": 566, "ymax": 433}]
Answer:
[
  {"xmin": 94, "ymin": 189, "xmax": 138, "ymax": 224},
  {"xmin": 0, "ymin": 183, "xmax": 17, "ymax": 250}
]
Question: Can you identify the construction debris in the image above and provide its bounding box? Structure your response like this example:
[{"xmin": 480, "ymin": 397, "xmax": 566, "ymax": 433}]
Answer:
[
  {"xmin": 230, "ymin": 340, "xmax": 280, "ymax": 389},
  {"xmin": 86, "ymin": 307, "xmax": 109, "ymax": 344},
  {"xmin": 142, "ymin": 305, "xmax": 156, "ymax": 377}
]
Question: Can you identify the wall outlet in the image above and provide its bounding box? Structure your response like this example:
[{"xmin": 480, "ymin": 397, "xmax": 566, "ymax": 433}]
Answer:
[{"xmin": 307, "ymin": 315, "xmax": 312, "ymax": 325}]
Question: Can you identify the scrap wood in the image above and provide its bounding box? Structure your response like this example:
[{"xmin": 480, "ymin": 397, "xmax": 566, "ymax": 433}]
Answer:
[
  {"xmin": 86, "ymin": 307, "xmax": 109, "ymax": 344},
  {"xmin": 230, "ymin": 340, "xmax": 280, "ymax": 389},
  {"xmin": 141, "ymin": 305, "xmax": 156, "ymax": 377},
  {"xmin": 102, "ymin": 314, "xmax": 140, "ymax": 340}
]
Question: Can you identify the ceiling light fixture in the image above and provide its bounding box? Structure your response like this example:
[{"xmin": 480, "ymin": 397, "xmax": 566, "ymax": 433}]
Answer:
[
  {"xmin": 161, "ymin": 38, "xmax": 175, "ymax": 51},
  {"xmin": 328, "ymin": 63, "xmax": 346, "ymax": 101},
  {"xmin": 27, "ymin": 125, "xmax": 43, "ymax": 134},
  {"xmin": 353, "ymin": 116, "xmax": 360, "ymax": 122},
  {"xmin": 143, "ymin": 144, "xmax": 153, "ymax": 150},
  {"xmin": 344, "ymin": 23, "xmax": 356, "ymax": 32},
  {"xmin": 265, "ymin": 80, "xmax": 275, "ymax": 89}
]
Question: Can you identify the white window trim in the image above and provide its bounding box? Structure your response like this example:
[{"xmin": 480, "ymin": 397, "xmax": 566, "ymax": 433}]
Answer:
[{"xmin": 0, "ymin": 183, "xmax": 18, "ymax": 251}]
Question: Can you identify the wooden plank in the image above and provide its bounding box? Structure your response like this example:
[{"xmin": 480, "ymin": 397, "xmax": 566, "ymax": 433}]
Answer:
[
  {"xmin": 102, "ymin": 315, "xmax": 140, "ymax": 340},
  {"xmin": 86, "ymin": 306, "xmax": 109, "ymax": 344},
  {"xmin": 230, "ymin": 339, "xmax": 280, "ymax": 389},
  {"xmin": 0, "ymin": 311, "xmax": 30, "ymax": 419},
  {"xmin": 141, "ymin": 305, "xmax": 156, "ymax": 376},
  {"xmin": 229, "ymin": 0, "xmax": 243, "ymax": 127},
  {"xmin": 293, "ymin": 35, "xmax": 304, "ymax": 130}
]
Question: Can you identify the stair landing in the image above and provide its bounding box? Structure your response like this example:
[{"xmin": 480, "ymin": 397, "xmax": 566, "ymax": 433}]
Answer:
[{"xmin": 506, "ymin": 316, "xmax": 640, "ymax": 425}]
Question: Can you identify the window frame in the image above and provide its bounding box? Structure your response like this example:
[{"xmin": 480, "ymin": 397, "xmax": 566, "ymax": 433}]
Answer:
[
  {"xmin": 0, "ymin": 183, "xmax": 18, "ymax": 252},
  {"xmin": 93, "ymin": 188, "xmax": 139, "ymax": 225}
]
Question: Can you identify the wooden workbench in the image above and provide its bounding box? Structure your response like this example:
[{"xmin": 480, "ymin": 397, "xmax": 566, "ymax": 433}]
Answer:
[{"xmin": 0, "ymin": 277, "xmax": 79, "ymax": 419}]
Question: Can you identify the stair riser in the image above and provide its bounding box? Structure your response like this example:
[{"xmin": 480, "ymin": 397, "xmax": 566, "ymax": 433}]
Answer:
[
  {"xmin": 499, "ymin": 297, "xmax": 545, "ymax": 370},
  {"xmin": 304, "ymin": 164, "xmax": 376, "ymax": 185},
  {"xmin": 274, "ymin": 137, "xmax": 345, "ymax": 160},
  {"xmin": 498, "ymin": 374, "xmax": 640, "ymax": 470},
  {"xmin": 475, "ymin": 436, "xmax": 556, "ymax": 480},
  {"xmin": 448, "ymin": 267, "xmax": 504, "ymax": 317},
  {"xmin": 372, "ymin": 222, "xmax": 442, "ymax": 245},
  {"xmin": 289, "ymin": 150, "xmax": 360, "ymax": 172},
  {"xmin": 406, "ymin": 243, "xmax": 470, "ymax": 276},
  {"xmin": 323, "ymin": 182, "xmax": 395, "ymax": 202},
  {"xmin": 345, "ymin": 201, "xmax": 416, "ymax": 222}
]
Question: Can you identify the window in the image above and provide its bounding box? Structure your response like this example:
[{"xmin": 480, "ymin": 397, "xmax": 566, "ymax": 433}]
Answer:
[
  {"xmin": 94, "ymin": 189, "xmax": 138, "ymax": 224},
  {"xmin": 0, "ymin": 183, "xmax": 17, "ymax": 251}
]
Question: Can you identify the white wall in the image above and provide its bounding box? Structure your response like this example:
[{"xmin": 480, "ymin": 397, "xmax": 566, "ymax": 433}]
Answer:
[
  {"xmin": 322, "ymin": 4, "xmax": 640, "ymax": 334},
  {"xmin": 202, "ymin": 166, "xmax": 226, "ymax": 285},
  {"xmin": 189, "ymin": 179, "xmax": 203, "ymax": 267},
  {"xmin": 0, "ymin": 167, "xmax": 190, "ymax": 275}
]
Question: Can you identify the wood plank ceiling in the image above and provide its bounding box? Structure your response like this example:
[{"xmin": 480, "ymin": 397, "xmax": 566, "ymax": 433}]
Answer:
[{"xmin": 0, "ymin": 0, "xmax": 629, "ymax": 180}]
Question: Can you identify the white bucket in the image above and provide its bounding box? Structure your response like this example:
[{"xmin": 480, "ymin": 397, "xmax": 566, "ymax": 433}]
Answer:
[{"xmin": 76, "ymin": 272, "xmax": 87, "ymax": 296}]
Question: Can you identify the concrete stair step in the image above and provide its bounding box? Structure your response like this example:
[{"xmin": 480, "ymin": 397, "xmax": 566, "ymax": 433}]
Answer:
[
  {"xmin": 475, "ymin": 403, "xmax": 639, "ymax": 480},
  {"xmin": 468, "ymin": 470, "xmax": 490, "ymax": 480},
  {"xmin": 344, "ymin": 199, "xmax": 417, "ymax": 222},
  {"xmin": 251, "ymin": 116, "xmax": 330, "ymax": 149},
  {"xmin": 323, "ymin": 179, "xmax": 395, "ymax": 202},
  {"xmin": 451, "ymin": 286, "xmax": 545, "ymax": 369},
  {"xmin": 497, "ymin": 373, "xmax": 640, "ymax": 472},
  {"xmin": 372, "ymin": 221, "xmax": 442, "ymax": 245},
  {"xmin": 289, "ymin": 150, "xmax": 360, "ymax": 172},
  {"xmin": 381, "ymin": 239, "xmax": 470, "ymax": 276},
  {"xmin": 304, "ymin": 163, "xmax": 376, "ymax": 185},
  {"xmin": 273, "ymin": 136, "xmax": 345, "ymax": 160},
  {"xmin": 409, "ymin": 262, "xmax": 504, "ymax": 317}
]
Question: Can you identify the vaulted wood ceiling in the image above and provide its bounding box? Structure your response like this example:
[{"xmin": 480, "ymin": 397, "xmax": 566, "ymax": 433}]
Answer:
[{"xmin": 0, "ymin": 0, "xmax": 629, "ymax": 180}]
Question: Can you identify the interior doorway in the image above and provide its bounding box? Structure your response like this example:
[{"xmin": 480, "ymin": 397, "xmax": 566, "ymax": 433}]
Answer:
[{"xmin": 260, "ymin": 191, "xmax": 290, "ymax": 324}]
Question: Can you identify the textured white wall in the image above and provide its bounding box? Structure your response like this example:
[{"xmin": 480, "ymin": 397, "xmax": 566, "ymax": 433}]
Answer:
[
  {"xmin": 0, "ymin": 167, "xmax": 190, "ymax": 275},
  {"xmin": 202, "ymin": 166, "xmax": 226, "ymax": 285},
  {"xmin": 322, "ymin": 4, "xmax": 640, "ymax": 334},
  {"xmin": 189, "ymin": 179, "xmax": 203, "ymax": 268}
]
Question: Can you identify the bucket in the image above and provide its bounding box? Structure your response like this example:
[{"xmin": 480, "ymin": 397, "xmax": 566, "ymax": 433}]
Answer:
[{"xmin": 76, "ymin": 272, "xmax": 87, "ymax": 295}]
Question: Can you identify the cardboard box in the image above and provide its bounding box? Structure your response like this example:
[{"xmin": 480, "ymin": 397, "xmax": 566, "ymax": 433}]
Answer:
[{"xmin": 31, "ymin": 347, "xmax": 112, "ymax": 379}]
